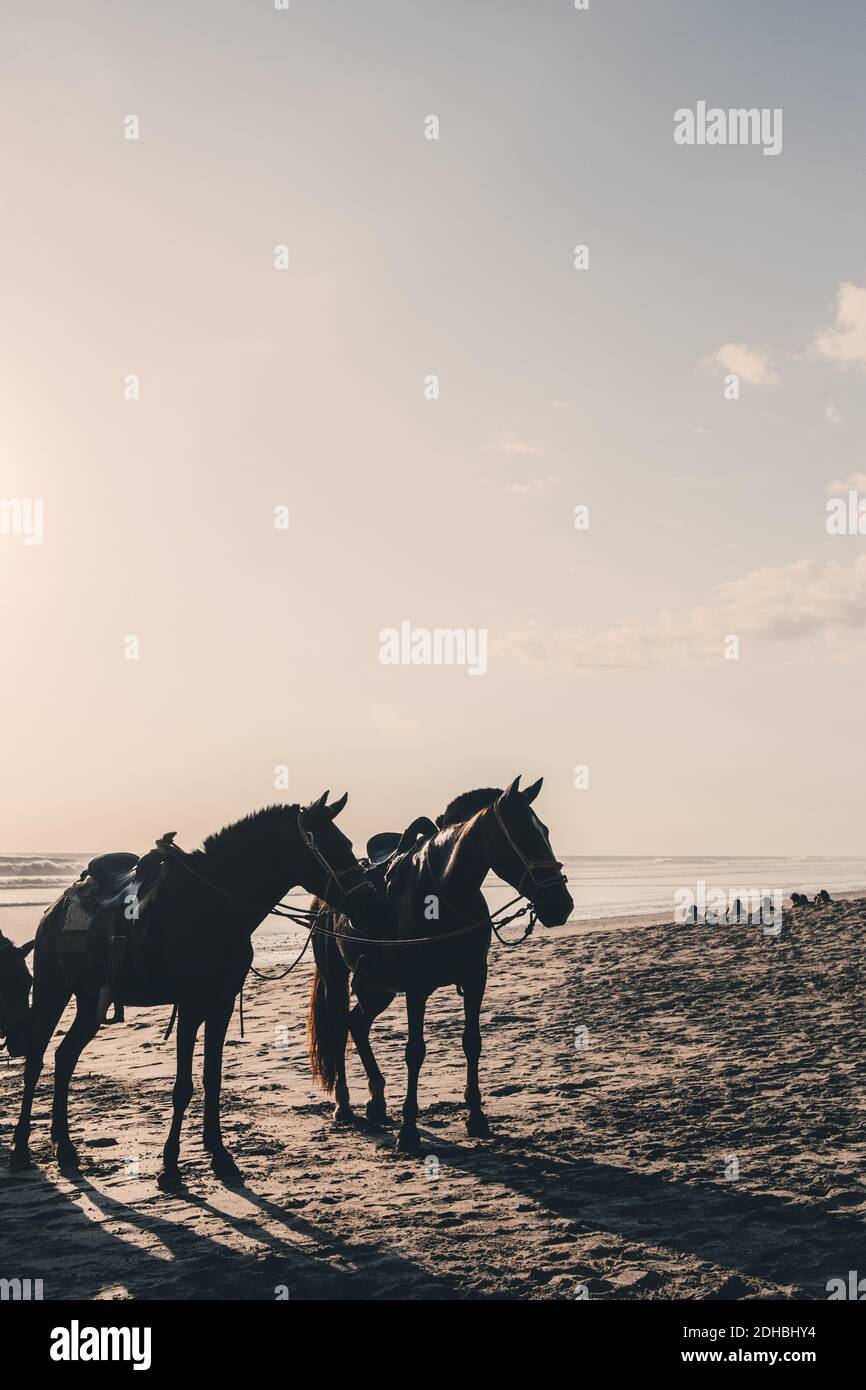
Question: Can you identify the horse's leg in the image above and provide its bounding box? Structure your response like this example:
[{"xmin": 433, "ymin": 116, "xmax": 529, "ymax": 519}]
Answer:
[
  {"xmin": 9, "ymin": 982, "xmax": 71, "ymax": 1171},
  {"xmin": 396, "ymin": 988, "xmax": 428, "ymax": 1154},
  {"xmin": 330, "ymin": 980, "xmax": 353, "ymax": 1126},
  {"xmin": 157, "ymin": 1005, "xmax": 201, "ymax": 1191},
  {"xmin": 50, "ymin": 992, "xmax": 101, "ymax": 1170},
  {"xmin": 202, "ymin": 994, "xmax": 244, "ymax": 1184},
  {"xmin": 462, "ymin": 966, "xmax": 491, "ymax": 1138},
  {"xmin": 349, "ymin": 987, "xmax": 395, "ymax": 1125}
]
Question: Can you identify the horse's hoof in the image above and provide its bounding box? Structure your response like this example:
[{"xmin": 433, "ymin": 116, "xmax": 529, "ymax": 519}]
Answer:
[
  {"xmin": 366, "ymin": 1098, "xmax": 388, "ymax": 1126},
  {"xmin": 156, "ymin": 1166, "xmax": 184, "ymax": 1192},
  {"xmin": 333, "ymin": 1104, "xmax": 354, "ymax": 1126},
  {"xmin": 211, "ymin": 1150, "xmax": 245, "ymax": 1185},
  {"xmin": 8, "ymin": 1147, "xmax": 34, "ymax": 1172},
  {"xmin": 396, "ymin": 1126, "xmax": 423, "ymax": 1154},
  {"xmin": 53, "ymin": 1141, "xmax": 82, "ymax": 1171},
  {"xmin": 466, "ymin": 1114, "xmax": 492, "ymax": 1139}
]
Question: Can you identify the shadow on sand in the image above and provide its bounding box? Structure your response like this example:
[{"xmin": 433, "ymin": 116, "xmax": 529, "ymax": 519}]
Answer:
[{"xmin": 0, "ymin": 1161, "xmax": 473, "ymax": 1301}]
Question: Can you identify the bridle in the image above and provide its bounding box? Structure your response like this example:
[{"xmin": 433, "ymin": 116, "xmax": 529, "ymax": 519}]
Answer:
[
  {"xmin": 294, "ymin": 811, "xmax": 377, "ymax": 910},
  {"xmin": 415, "ymin": 796, "xmax": 569, "ymax": 947},
  {"xmin": 492, "ymin": 796, "xmax": 568, "ymax": 902}
]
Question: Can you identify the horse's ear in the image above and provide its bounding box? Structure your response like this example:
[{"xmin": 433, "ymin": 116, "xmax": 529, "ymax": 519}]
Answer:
[
  {"xmin": 313, "ymin": 790, "xmax": 330, "ymax": 812},
  {"xmin": 503, "ymin": 775, "xmax": 521, "ymax": 800},
  {"xmin": 522, "ymin": 777, "xmax": 543, "ymax": 805},
  {"xmin": 327, "ymin": 792, "xmax": 348, "ymax": 819},
  {"xmin": 20, "ymin": 939, "xmax": 35, "ymax": 959}
]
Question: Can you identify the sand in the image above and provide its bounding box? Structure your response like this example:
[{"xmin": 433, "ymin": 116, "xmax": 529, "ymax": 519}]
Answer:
[{"xmin": 1, "ymin": 897, "xmax": 864, "ymax": 1301}]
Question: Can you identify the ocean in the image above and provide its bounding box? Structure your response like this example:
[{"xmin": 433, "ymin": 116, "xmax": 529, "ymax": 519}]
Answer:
[{"xmin": 2, "ymin": 852, "xmax": 865, "ymax": 962}]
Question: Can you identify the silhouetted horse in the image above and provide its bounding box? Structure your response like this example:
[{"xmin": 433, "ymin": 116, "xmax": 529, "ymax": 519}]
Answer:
[
  {"xmin": 0, "ymin": 933, "xmax": 35, "ymax": 1058},
  {"xmin": 308, "ymin": 776, "xmax": 573, "ymax": 1152},
  {"xmin": 8, "ymin": 795, "xmax": 381, "ymax": 1188}
]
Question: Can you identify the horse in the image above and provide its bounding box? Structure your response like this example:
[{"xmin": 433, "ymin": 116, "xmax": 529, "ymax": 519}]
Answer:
[
  {"xmin": 308, "ymin": 776, "xmax": 574, "ymax": 1153},
  {"xmin": 0, "ymin": 933, "xmax": 35, "ymax": 1058},
  {"xmin": 8, "ymin": 793, "xmax": 383, "ymax": 1189}
]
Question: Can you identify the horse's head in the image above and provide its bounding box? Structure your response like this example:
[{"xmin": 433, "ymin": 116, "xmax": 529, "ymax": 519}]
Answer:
[
  {"xmin": 0, "ymin": 933, "xmax": 34, "ymax": 1058},
  {"xmin": 298, "ymin": 792, "xmax": 384, "ymax": 935},
  {"xmin": 488, "ymin": 776, "xmax": 573, "ymax": 928}
]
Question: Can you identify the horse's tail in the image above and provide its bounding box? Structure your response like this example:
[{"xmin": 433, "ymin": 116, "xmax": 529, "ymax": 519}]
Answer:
[{"xmin": 307, "ymin": 922, "xmax": 348, "ymax": 1094}]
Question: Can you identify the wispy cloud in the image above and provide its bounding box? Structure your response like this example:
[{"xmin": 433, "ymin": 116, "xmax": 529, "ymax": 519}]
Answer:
[
  {"xmin": 484, "ymin": 429, "xmax": 544, "ymax": 457},
  {"xmin": 825, "ymin": 403, "xmax": 841, "ymax": 425},
  {"xmin": 505, "ymin": 475, "xmax": 557, "ymax": 495},
  {"xmin": 498, "ymin": 556, "xmax": 866, "ymax": 671},
  {"xmin": 812, "ymin": 283, "xmax": 866, "ymax": 369},
  {"xmin": 710, "ymin": 343, "xmax": 779, "ymax": 385}
]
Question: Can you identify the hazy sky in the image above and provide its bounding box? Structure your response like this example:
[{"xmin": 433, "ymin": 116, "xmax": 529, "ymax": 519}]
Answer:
[{"xmin": 1, "ymin": 1, "xmax": 865, "ymax": 855}]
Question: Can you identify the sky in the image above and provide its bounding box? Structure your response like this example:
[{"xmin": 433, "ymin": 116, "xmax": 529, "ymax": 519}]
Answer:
[{"xmin": 1, "ymin": 0, "xmax": 865, "ymax": 856}]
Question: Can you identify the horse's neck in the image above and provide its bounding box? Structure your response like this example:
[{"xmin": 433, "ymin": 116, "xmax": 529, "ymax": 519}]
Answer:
[
  {"xmin": 436, "ymin": 812, "xmax": 494, "ymax": 901},
  {"xmin": 195, "ymin": 849, "xmax": 299, "ymax": 932}
]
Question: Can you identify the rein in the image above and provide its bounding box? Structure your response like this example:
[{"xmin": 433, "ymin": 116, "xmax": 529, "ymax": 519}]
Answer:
[
  {"xmin": 158, "ymin": 796, "xmax": 568, "ymax": 999},
  {"xmin": 156, "ymin": 831, "xmax": 536, "ymax": 948},
  {"xmin": 423, "ymin": 850, "xmax": 539, "ymax": 946},
  {"xmin": 155, "ymin": 810, "xmax": 373, "ymax": 926}
]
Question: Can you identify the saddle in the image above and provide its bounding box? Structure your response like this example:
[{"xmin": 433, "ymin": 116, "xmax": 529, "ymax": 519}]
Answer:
[
  {"xmin": 86, "ymin": 853, "xmax": 141, "ymax": 905},
  {"xmin": 365, "ymin": 817, "xmax": 437, "ymax": 870},
  {"xmin": 59, "ymin": 844, "xmax": 170, "ymax": 1023},
  {"xmin": 365, "ymin": 832, "xmax": 403, "ymax": 867},
  {"xmin": 359, "ymin": 817, "xmax": 438, "ymax": 906}
]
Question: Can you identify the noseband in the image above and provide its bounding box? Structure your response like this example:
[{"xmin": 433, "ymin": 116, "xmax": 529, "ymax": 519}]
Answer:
[
  {"xmin": 296, "ymin": 812, "xmax": 375, "ymax": 911},
  {"xmin": 492, "ymin": 798, "xmax": 567, "ymax": 902}
]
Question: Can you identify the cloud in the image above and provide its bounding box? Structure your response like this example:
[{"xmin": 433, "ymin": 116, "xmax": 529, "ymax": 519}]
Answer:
[
  {"xmin": 812, "ymin": 283, "xmax": 866, "ymax": 369},
  {"xmin": 484, "ymin": 429, "xmax": 543, "ymax": 457},
  {"xmin": 547, "ymin": 400, "xmax": 573, "ymax": 410},
  {"xmin": 825, "ymin": 403, "xmax": 841, "ymax": 425},
  {"xmin": 827, "ymin": 472, "xmax": 866, "ymax": 496},
  {"xmin": 710, "ymin": 343, "xmax": 779, "ymax": 385},
  {"xmin": 505, "ymin": 475, "xmax": 557, "ymax": 495},
  {"xmin": 497, "ymin": 556, "xmax": 866, "ymax": 671}
]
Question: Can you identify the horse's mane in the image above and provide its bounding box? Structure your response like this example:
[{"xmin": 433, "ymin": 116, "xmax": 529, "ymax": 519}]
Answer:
[
  {"xmin": 200, "ymin": 804, "xmax": 302, "ymax": 861},
  {"xmin": 436, "ymin": 788, "xmax": 502, "ymax": 830}
]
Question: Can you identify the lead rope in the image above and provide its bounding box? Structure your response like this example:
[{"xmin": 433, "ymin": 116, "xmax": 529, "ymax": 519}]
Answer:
[
  {"xmin": 158, "ymin": 836, "xmax": 544, "ymax": 948},
  {"xmin": 250, "ymin": 912, "xmax": 319, "ymax": 981},
  {"xmin": 492, "ymin": 907, "xmax": 538, "ymax": 946},
  {"xmin": 158, "ymin": 821, "xmax": 559, "ymax": 1042},
  {"xmin": 161, "ymin": 988, "xmax": 246, "ymax": 1044}
]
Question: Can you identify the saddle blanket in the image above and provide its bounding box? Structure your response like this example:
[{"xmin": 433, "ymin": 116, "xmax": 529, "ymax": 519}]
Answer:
[{"xmin": 59, "ymin": 893, "xmax": 96, "ymax": 953}]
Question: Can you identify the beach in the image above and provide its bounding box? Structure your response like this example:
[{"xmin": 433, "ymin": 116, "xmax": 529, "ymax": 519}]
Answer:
[{"xmin": 1, "ymin": 894, "xmax": 863, "ymax": 1301}]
